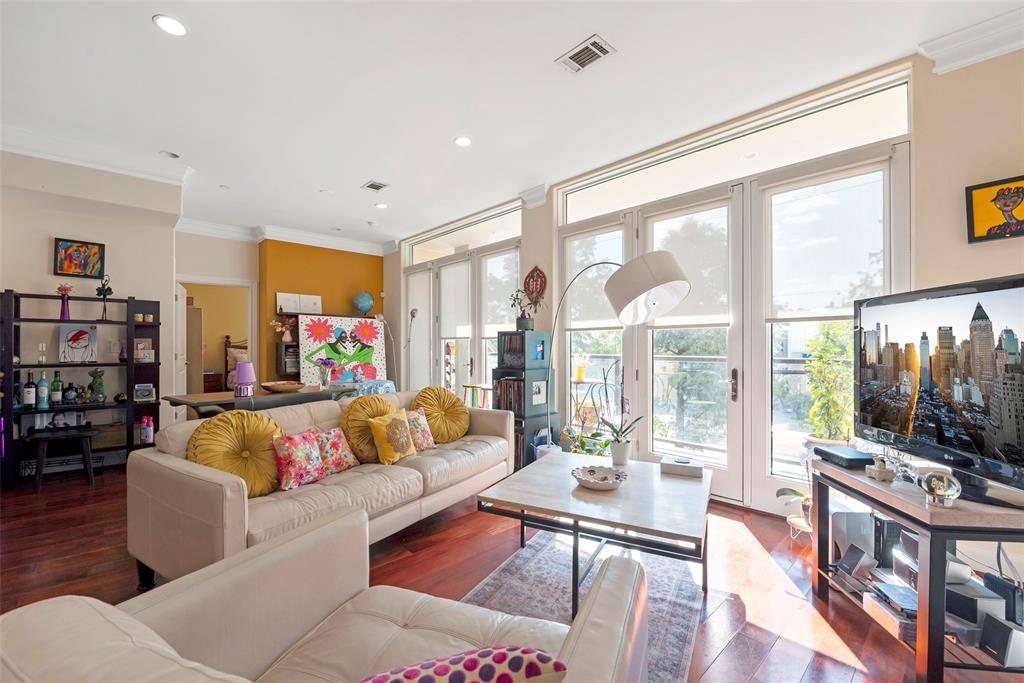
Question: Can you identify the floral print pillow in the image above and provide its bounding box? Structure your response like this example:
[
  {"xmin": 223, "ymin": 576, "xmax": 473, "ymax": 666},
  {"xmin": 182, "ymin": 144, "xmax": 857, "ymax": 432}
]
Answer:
[
  {"xmin": 407, "ymin": 407, "xmax": 437, "ymax": 452},
  {"xmin": 273, "ymin": 429, "xmax": 325, "ymax": 490},
  {"xmin": 357, "ymin": 646, "xmax": 567, "ymax": 683},
  {"xmin": 318, "ymin": 427, "xmax": 358, "ymax": 476}
]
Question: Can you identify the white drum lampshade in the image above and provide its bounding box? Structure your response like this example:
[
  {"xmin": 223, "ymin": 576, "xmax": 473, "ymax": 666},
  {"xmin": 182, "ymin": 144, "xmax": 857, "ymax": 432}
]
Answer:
[{"xmin": 603, "ymin": 250, "xmax": 690, "ymax": 325}]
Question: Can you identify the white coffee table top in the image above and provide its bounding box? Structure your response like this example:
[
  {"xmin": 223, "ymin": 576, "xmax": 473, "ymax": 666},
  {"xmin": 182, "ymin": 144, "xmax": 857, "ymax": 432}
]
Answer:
[{"xmin": 478, "ymin": 451, "xmax": 712, "ymax": 543}]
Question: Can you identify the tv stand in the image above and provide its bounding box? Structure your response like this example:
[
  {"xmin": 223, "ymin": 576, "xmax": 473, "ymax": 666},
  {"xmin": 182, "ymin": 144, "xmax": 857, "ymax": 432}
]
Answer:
[{"xmin": 812, "ymin": 459, "xmax": 1024, "ymax": 682}]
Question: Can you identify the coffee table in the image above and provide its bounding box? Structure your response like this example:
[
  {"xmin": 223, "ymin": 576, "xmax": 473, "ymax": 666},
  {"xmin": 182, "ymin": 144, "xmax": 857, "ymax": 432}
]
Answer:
[{"xmin": 477, "ymin": 451, "xmax": 712, "ymax": 616}]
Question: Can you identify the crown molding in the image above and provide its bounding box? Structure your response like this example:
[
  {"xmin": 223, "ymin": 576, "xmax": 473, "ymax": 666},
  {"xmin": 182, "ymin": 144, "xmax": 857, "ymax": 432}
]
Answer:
[
  {"xmin": 519, "ymin": 184, "xmax": 547, "ymax": 209},
  {"xmin": 1, "ymin": 125, "xmax": 189, "ymax": 186},
  {"xmin": 258, "ymin": 225, "xmax": 385, "ymax": 256},
  {"xmin": 175, "ymin": 217, "xmax": 259, "ymax": 242},
  {"xmin": 918, "ymin": 8, "xmax": 1024, "ymax": 75}
]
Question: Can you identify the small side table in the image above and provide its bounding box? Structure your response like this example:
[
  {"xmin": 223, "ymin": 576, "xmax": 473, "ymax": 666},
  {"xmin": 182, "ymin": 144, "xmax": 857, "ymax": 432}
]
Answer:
[{"xmin": 23, "ymin": 428, "xmax": 101, "ymax": 493}]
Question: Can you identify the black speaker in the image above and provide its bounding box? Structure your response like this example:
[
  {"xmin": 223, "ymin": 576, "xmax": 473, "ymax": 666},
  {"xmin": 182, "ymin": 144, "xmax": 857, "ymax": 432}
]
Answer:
[
  {"xmin": 984, "ymin": 573, "xmax": 1024, "ymax": 625},
  {"xmin": 873, "ymin": 515, "xmax": 904, "ymax": 568},
  {"xmin": 946, "ymin": 581, "xmax": 1006, "ymax": 626}
]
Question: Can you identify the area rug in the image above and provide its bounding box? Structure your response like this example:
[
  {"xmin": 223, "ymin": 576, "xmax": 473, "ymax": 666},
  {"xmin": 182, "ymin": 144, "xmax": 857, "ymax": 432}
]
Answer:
[{"xmin": 463, "ymin": 530, "xmax": 705, "ymax": 682}]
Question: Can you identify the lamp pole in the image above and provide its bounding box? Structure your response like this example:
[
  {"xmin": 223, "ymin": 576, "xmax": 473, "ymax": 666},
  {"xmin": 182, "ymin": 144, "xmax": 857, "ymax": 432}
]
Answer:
[{"xmin": 544, "ymin": 261, "xmax": 622, "ymax": 448}]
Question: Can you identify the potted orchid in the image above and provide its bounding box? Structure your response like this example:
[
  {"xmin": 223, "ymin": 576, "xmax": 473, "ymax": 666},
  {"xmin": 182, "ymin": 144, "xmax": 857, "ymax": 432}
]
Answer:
[
  {"xmin": 509, "ymin": 288, "xmax": 543, "ymax": 331},
  {"xmin": 313, "ymin": 357, "xmax": 338, "ymax": 389}
]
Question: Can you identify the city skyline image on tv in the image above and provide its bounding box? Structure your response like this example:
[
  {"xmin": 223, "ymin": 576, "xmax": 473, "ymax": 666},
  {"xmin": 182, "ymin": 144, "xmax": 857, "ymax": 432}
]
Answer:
[{"xmin": 857, "ymin": 286, "xmax": 1024, "ymax": 468}]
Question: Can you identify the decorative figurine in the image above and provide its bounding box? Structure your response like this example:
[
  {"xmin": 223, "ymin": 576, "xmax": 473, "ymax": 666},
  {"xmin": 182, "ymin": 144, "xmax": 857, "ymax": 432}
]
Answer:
[
  {"xmin": 920, "ymin": 471, "xmax": 962, "ymax": 508},
  {"xmin": 95, "ymin": 275, "xmax": 113, "ymax": 321},
  {"xmin": 866, "ymin": 454, "xmax": 896, "ymax": 482},
  {"xmin": 87, "ymin": 368, "xmax": 106, "ymax": 403},
  {"xmin": 57, "ymin": 283, "xmax": 73, "ymax": 320},
  {"xmin": 114, "ymin": 392, "xmax": 128, "ymax": 404},
  {"xmin": 118, "ymin": 344, "xmax": 128, "ymax": 363}
]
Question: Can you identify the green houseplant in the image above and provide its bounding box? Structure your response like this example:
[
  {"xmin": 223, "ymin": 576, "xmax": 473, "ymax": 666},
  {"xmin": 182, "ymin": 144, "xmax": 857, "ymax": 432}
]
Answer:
[
  {"xmin": 509, "ymin": 288, "xmax": 543, "ymax": 331},
  {"xmin": 600, "ymin": 414, "xmax": 644, "ymax": 466}
]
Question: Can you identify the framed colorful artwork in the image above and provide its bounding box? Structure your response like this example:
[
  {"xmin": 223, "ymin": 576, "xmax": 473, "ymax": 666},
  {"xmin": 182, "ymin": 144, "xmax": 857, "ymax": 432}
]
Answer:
[
  {"xmin": 297, "ymin": 315, "xmax": 387, "ymax": 385},
  {"xmin": 58, "ymin": 324, "xmax": 98, "ymax": 363},
  {"xmin": 965, "ymin": 175, "xmax": 1024, "ymax": 243},
  {"xmin": 53, "ymin": 237, "xmax": 105, "ymax": 279}
]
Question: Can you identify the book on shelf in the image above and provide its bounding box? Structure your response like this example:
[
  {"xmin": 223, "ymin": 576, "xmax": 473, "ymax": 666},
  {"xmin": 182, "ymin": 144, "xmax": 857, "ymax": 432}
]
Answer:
[
  {"xmin": 864, "ymin": 592, "xmax": 916, "ymax": 643},
  {"xmin": 494, "ymin": 376, "xmax": 524, "ymax": 414}
]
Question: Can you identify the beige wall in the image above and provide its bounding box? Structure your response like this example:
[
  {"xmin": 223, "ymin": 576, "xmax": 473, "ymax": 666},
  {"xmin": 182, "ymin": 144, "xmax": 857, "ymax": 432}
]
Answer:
[
  {"xmin": 382, "ymin": 249, "xmax": 401, "ymax": 385},
  {"xmin": 175, "ymin": 232, "xmax": 259, "ymax": 283},
  {"xmin": 182, "ymin": 283, "xmax": 250, "ymax": 376},
  {"xmin": 910, "ymin": 50, "xmax": 1024, "ymax": 289},
  {"xmin": 0, "ymin": 152, "xmax": 180, "ymax": 428}
]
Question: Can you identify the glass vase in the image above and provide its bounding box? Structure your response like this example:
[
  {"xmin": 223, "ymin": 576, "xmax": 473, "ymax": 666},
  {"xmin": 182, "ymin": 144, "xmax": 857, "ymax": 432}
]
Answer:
[{"xmin": 59, "ymin": 295, "xmax": 71, "ymax": 320}]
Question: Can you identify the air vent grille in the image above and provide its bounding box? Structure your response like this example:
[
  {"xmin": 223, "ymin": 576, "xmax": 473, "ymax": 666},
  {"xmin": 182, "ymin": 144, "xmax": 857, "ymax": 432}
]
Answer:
[
  {"xmin": 557, "ymin": 34, "xmax": 616, "ymax": 73},
  {"xmin": 361, "ymin": 180, "xmax": 389, "ymax": 192}
]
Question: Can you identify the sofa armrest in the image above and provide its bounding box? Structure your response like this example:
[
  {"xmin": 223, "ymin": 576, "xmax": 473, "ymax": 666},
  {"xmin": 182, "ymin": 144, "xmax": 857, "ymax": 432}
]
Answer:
[
  {"xmin": 559, "ymin": 557, "xmax": 648, "ymax": 683},
  {"xmin": 120, "ymin": 507, "xmax": 370, "ymax": 682},
  {"xmin": 468, "ymin": 407, "xmax": 515, "ymax": 473},
  {"xmin": 127, "ymin": 448, "xmax": 248, "ymax": 581}
]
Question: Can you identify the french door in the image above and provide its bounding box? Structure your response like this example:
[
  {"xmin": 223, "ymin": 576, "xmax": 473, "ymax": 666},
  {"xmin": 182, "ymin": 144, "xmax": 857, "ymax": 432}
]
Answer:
[
  {"xmin": 404, "ymin": 238, "xmax": 520, "ymax": 392},
  {"xmin": 557, "ymin": 140, "xmax": 908, "ymax": 510}
]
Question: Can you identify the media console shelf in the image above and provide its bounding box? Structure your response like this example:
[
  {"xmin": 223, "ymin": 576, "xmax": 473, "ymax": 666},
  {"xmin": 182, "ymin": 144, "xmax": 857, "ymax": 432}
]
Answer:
[{"xmin": 812, "ymin": 459, "xmax": 1024, "ymax": 682}]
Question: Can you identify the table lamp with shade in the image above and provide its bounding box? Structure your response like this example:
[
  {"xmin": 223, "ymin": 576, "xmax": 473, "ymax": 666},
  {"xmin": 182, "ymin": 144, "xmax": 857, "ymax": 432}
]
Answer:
[
  {"xmin": 539, "ymin": 250, "xmax": 690, "ymax": 457},
  {"xmin": 234, "ymin": 361, "xmax": 257, "ymax": 398}
]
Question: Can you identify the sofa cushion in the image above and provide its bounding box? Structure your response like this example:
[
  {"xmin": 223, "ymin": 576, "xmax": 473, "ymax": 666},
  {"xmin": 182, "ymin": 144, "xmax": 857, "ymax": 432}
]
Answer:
[
  {"xmin": 0, "ymin": 596, "xmax": 248, "ymax": 683},
  {"xmin": 318, "ymin": 427, "xmax": 358, "ymax": 476},
  {"xmin": 187, "ymin": 411, "xmax": 284, "ymax": 498},
  {"xmin": 343, "ymin": 395, "xmax": 398, "ymax": 464},
  {"xmin": 246, "ymin": 465, "xmax": 423, "ymax": 546},
  {"xmin": 369, "ymin": 410, "xmax": 416, "ymax": 465},
  {"xmin": 273, "ymin": 429, "xmax": 324, "ymax": 491},
  {"xmin": 256, "ymin": 586, "xmax": 568, "ymax": 683},
  {"xmin": 406, "ymin": 407, "xmax": 436, "ymax": 452},
  {"xmin": 357, "ymin": 646, "xmax": 568, "ymax": 683},
  {"xmin": 393, "ymin": 435, "xmax": 507, "ymax": 495},
  {"xmin": 411, "ymin": 387, "xmax": 470, "ymax": 444}
]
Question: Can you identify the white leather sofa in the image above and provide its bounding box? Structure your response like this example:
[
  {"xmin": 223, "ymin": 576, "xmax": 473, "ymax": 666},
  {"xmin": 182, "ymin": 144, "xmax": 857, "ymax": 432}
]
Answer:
[
  {"xmin": 1, "ymin": 509, "xmax": 650, "ymax": 683},
  {"xmin": 127, "ymin": 391, "xmax": 514, "ymax": 584}
]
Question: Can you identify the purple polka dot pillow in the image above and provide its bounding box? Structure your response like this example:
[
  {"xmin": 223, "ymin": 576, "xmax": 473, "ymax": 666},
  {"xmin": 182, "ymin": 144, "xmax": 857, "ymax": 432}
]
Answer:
[{"xmin": 358, "ymin": 646, "xmax": 567, "ymax": 683}]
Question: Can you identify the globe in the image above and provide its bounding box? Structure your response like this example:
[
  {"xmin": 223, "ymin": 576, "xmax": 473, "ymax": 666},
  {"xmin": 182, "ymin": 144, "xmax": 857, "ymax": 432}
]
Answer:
[{"xmin": 353, "ymin": 291, "xmax": 374, "ymax": 315}]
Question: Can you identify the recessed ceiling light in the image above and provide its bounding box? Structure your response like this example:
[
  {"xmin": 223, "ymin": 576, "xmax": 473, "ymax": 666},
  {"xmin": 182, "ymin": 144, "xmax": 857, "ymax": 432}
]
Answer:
[
  {"xmin": 152, "ymin": 15, "xmax": 187, "ymax": 36},
  {"xmin": 454, "ymin": 136, "xmax": 472, "ymax": 147},
  {"xmin": 375, "ymin": 203, "xmax": 388, "ymax": 209},
  {"xmin": 158, "ymin": 150, "xmax": 180, "ymax": 159}
]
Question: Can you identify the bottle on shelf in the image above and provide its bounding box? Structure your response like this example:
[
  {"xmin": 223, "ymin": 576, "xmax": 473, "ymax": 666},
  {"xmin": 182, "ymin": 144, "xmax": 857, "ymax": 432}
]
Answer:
[
  {"xmin": 23, "ymin": 372, "xmax": 36, "ymax": 408},
  {"xmin": 36, "ymin": 371, "xmax": 49, "ymax": 410},
  {"xmin": 50, "ymin": 371, "xmax": 63, "ymax": 405},
  {"xmin": 140, "ymin": 416, "xmax": 154, "ymax": 445},
  {"xmin": 37, "ymin": 343, "xmax": 47, "ymax": 365}
]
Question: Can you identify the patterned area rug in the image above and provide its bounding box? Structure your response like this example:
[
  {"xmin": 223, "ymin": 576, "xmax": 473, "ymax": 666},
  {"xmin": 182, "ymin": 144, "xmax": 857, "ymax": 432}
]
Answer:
[{"xmin": 463, "ymin": 530, "xmax": 705, "ymax": 682}]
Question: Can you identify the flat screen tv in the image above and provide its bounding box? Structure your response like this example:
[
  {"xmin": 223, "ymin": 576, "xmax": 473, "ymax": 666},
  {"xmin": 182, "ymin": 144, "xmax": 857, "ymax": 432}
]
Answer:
[{"xmin": 854, "ymin": 274, "xmax": 1024, "ymax": 509}]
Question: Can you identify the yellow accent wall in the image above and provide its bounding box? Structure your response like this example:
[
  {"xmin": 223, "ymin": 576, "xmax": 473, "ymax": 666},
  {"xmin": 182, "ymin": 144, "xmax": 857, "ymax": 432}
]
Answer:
[
  {"xmin": 258, "ymin": 240, "xmax": 383, "ymax": 380},
  {"xmin": 182, "ymin": 283, "xmax": 250, "ymax": 376}
]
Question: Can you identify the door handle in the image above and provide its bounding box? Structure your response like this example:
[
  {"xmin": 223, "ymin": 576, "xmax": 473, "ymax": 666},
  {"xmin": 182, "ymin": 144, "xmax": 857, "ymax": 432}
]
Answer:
[
  {"xmin": 730, "ymin": 368, "xmax": 739, "ymax": 401},
  {"xmin": 467, "ymin": 357, "xmax": 475, "ymax": 376}
]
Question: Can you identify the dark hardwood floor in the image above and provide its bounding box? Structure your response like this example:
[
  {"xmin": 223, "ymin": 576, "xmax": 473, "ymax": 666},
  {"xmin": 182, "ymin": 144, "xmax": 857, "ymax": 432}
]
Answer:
[{"xmin": 0, "ymin": 467, "xmax": 1013, "ymax": 681}]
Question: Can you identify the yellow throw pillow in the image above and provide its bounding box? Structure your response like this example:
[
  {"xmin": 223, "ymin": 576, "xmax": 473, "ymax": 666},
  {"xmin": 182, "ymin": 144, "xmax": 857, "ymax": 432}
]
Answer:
[
  {"xmin": 186, "ymin": 410, "xmax": 284, "ymax": 498},
  {"xmin": 341, "ymin": 394, "xmax": 395, "ymax": 463},
  {"xmin": 368, "ymin": 410, "xmax": 417, "ymax": 465},
  {"xmin": 411, "ymin": 386, "xmax": 470, "ymax": 444}
]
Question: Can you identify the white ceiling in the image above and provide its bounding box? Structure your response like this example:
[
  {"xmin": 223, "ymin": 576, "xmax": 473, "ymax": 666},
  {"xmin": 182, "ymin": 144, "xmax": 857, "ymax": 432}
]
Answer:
[{"xmin": 1, "ymin": 1, "xmax": 1019, "ymax": 246}]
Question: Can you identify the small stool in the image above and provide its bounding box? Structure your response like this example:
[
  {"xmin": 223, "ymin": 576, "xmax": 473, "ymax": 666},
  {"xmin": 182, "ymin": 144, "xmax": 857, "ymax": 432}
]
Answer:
[
  {"xmin": 462, "ymin": 383, "xmax": 493, "ymax": 408},
  {"xmin": 23, "ymin": 427, "xmax": 100, "ymax": 493}
]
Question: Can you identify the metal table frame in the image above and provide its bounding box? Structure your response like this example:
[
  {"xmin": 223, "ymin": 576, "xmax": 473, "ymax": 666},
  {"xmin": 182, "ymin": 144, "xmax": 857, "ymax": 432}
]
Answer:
[
  {"xmin": 812, "ymin": 471, "xmax": 1024, "ymax": 682},
  {"xmin": 478, "ymin": 500, "xmax": 707, "ymax": 617}
]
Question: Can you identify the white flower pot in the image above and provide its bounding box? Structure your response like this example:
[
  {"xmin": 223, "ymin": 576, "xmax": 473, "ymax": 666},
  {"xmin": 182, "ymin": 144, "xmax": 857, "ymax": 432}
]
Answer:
[{"xmin": 609, "ymin": 441, "xmax": 632, "ymax": 467}]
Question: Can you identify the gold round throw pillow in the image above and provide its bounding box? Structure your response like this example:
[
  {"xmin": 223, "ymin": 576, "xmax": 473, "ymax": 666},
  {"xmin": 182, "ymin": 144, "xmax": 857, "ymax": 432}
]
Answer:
[
  {"xmin": 341, "ymin": 394, "xmax": 396, "ymax": 463},
  {"xmin": 411, "ymin": 386, "xmax": 470, "ymax": 444},
  {"xmin": 186, "ymin": 410, "xmax": 284, "ymax": 498}
]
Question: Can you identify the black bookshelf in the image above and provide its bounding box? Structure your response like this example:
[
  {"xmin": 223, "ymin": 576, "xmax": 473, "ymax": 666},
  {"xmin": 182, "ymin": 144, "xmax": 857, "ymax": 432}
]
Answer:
[
  {"xmin": 491, "ymin": 330, "xmax": 559, "ymax": 470},
  {"xmin": 0, "ymin": 290, "xmax": 161, "ymax": 489}
]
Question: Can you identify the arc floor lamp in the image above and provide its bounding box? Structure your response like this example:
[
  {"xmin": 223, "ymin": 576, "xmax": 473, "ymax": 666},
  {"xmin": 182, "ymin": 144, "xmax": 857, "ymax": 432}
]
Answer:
[{"xmin": 541, "ymin": 249, "xmax": 691, "ymax": 453}]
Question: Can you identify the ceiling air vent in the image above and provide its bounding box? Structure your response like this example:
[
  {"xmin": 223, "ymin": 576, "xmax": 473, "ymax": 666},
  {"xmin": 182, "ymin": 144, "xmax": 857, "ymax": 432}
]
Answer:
[
  {"xmin": 557, "ymin": 34, "xmax": 616, "ymax": 73},
  {"xmin": 361, "ymin": 180, "xmax": 389, "ymax": 192}
]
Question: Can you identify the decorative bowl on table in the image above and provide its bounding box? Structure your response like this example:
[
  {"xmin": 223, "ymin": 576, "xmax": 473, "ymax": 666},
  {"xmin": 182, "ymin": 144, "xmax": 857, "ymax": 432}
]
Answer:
[
  {"xmin": 260, "ymin": 381, "xmax": 305, "ymax": 393},
  {"xmin": 571, "ymin": 465, "xmax": 628, "ymax": 491}
]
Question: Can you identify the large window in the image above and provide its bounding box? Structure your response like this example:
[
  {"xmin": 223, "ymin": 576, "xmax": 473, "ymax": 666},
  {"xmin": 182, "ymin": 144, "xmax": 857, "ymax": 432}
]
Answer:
[
  {"xmin": 410, "ymin": 206, "xmax": 521, "ymax": 266},
  {"xmin": 481, "ymin": 248, "xmax": 520, "ymax": 380},
  {"xmin": 562, "ymin": 83, "xmax": 907, "ymax": 224},
  {"xmin": 564, "ymin": 227, "xmax": 624, "ymax": 432},
  {"xmin": 765, "ymin": 167, "xmax": 886, "ymax": 477}
]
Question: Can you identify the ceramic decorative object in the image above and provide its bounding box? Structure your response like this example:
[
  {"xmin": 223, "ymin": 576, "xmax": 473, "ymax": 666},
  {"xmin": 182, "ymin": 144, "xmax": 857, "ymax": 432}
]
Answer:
[
  {"xmin": 920, "ymin": 471, "xmax": 962, "ymax": 508},
  {"xmin": 260, "ymin": 381, "xmax": 305, "ymax": 393},
  {"xmin": 866, "ymin": 454, "xmax": 896, "ymax": 482},
  {"xmin": 609, "ymin": 441, "xmax": 632, "ymax": 467},
  {"xmin": 571, "ymin": 465, "xmax": 628, "ymax": 491}
]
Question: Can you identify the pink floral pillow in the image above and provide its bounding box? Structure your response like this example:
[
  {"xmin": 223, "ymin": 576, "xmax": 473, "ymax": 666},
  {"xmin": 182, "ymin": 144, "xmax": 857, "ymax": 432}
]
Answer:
[
  {"xmin": 357, "ymin": 646, "xmax": 567, "ymax": 683},
  {"xmin": 318, "ymin": 427, "xmax": 358, "ymax": 475},
  {"xmin": 407, "ymin": 407, "xmax": 436, "ymax": 452},
  {"xmin": 273, "ymin": 429, "xmax": 324, "ymax": 490}
]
